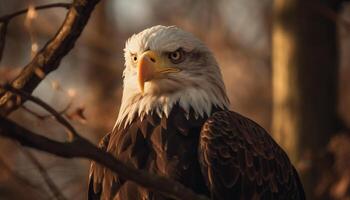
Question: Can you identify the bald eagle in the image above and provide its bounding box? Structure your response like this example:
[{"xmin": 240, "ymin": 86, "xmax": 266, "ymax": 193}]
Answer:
[{"xmin": 88, "ymin": 25, "xmax": 305, "ymax": 200}]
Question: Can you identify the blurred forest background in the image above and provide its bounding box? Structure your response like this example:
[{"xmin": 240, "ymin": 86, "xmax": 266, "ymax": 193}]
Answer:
[{"xmin": 0, "ymin": 0, "xmax": 350, "ymax": 199}]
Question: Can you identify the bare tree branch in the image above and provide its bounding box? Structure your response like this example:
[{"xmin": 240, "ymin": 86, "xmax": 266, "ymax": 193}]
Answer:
[
  {"xmin": 0, "ymin": 0, "xmax": 100, "ymax": 115},
  {"xmin": 0, "ymin": 116, "xmax": 209, "ymax": 200}
]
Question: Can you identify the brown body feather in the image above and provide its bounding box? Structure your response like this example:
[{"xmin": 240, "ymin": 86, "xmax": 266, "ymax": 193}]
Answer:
[
  {"xmin": 88, "ymin": 106, "xmax": 305, "ymax": 200},
  {"xmin": 199, "ymin": 111, "xmax": 305, "ymax": 200}
]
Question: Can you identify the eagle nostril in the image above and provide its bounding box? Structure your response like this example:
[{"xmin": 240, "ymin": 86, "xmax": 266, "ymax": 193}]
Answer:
[{"xmin": 149, "ymin": 57, "xmax": 156, "ymax": 63}]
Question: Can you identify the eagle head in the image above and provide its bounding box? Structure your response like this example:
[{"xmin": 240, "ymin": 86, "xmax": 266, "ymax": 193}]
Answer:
[{"xmin": 115, "ymin": 25, "xmax": 229, "ymax": 128}]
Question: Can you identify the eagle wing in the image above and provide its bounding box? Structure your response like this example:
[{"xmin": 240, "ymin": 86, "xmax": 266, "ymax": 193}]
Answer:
[{"xmin": 199, "ymin": 111, "xmax": 305, "ymax": 200}]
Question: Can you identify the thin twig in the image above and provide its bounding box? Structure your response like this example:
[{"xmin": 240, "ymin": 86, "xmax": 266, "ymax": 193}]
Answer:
[
  {"xmin": 0, "ymin": 3, "xmax": 71, "ymax": 63},
  {"xmin": 0, "ymin": 21, "xmax": 7, "ymax": 62},
  {"xmin": 0, "ymin": 156, "xmax": 38, "ymax": 189},
  {"xmin": 19, "ymin": 148, "xmax": 67, "ymax": 200},
  {"xmin": 0, "ymin": 3, "xmax": 71, "ymax": 23},
  {"xmin": 22, "ymin": 101, "xmax": 72, "ymax": 120},
  {"xmin": 0, "ymin": 156, "xmax": 48, "ymax": 199},
  {"xmin": 4, "ymin": 85, "xmax": 78, "ymax": 140}
]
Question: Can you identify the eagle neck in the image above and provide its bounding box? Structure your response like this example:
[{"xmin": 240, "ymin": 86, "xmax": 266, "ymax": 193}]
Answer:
[{"xmin": 114, "ymin": 87, "xmax": 229, "ymax": 129}]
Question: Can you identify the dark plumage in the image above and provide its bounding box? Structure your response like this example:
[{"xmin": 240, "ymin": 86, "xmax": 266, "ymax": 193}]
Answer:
[
  {"xmin": 199, "ymin": 111, "xmax": 305, "ymax": 200},
  {"xmin": 88, "ymin": 105, "xmax": 305, "ymax": 200}
]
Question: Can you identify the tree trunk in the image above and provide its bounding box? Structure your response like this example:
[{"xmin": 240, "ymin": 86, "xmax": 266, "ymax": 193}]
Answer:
[{"xmin": 272, "ymin": 0, "xmax": 340, "ymax": 199}]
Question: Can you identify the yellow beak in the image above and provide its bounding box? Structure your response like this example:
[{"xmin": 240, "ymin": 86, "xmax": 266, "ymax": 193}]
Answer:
[{"xmin": 137, "ymin": 50, "xmax": 180, "ymax": 93}]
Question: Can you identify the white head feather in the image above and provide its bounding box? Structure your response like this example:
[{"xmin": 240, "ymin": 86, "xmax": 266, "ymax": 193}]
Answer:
[{"xmin": 115, "ymin": 25, "xmax": 229, "ymax": 128}]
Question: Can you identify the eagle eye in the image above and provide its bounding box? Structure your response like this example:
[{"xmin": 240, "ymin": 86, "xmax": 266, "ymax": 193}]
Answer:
[
  {"xmin": 168, "ymin": 49, "xmax": 185, "ymax": 64},
  {"xmin": 131, "ymin": 53, "xmax": 137, "ymax": 63}
]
